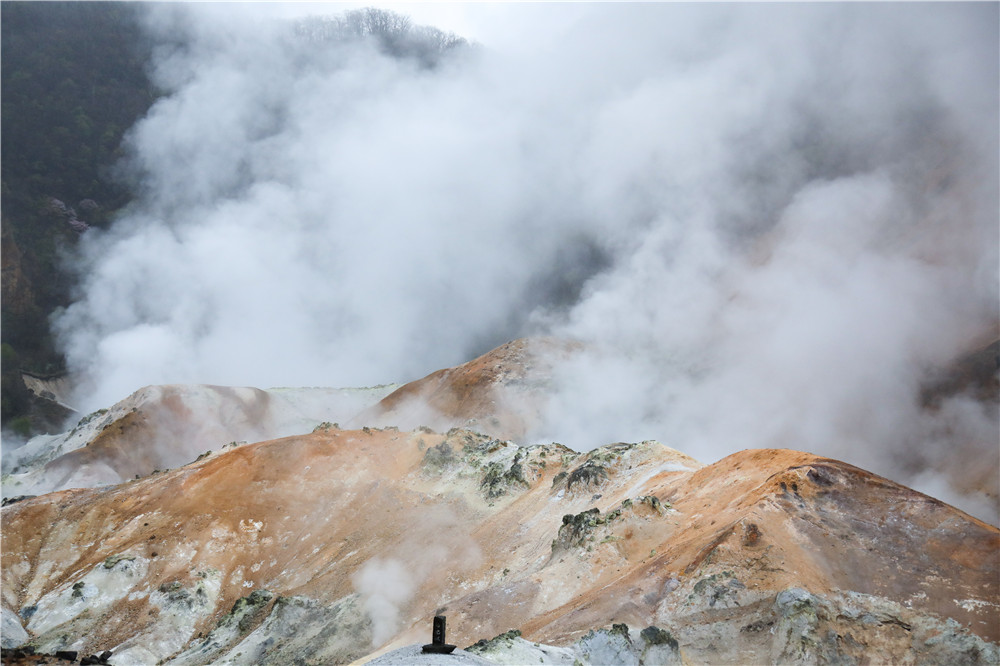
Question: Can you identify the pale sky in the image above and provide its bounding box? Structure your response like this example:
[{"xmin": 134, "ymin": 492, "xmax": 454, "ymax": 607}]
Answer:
[{"xmin": 201, "ymin": 1, "xmax": 595, "ymax": 52}]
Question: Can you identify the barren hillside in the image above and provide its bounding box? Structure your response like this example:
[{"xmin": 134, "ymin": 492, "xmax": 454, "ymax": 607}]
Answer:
[
  {"xmin": 2, "ymin": 337, "xmax": 998, "ymax": 665},
  {"xmin": 3, "ymin": 428, "xmax": 997, "ymax": 664}
]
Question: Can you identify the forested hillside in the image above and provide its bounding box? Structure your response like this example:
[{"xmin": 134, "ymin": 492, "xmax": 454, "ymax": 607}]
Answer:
[{"xmin": 1, "ymin": 2, "xmax": 157, "ymax": 434}]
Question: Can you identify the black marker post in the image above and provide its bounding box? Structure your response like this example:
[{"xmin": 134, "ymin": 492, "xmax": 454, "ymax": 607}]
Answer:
[{"xmin": 422, "ymin": 615, "xmax": 457, "ymax": 654}]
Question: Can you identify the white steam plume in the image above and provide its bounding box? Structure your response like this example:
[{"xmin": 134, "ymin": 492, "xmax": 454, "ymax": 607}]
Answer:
[
  {"xmin": 352, "ymin": 505, "xmax": 481, "ymax": 646},
  {"xmin": 55, "ymin": 6, "xmax": 997, "ymax": 518},
  {"xmin": 353, "ymin": 557, "xmax": 415, "ymax": 647}
]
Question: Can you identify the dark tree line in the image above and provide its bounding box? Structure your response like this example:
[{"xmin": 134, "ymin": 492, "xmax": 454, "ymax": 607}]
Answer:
[{"xmin": 1, "ymin": 2, "xmax": 158, "ymax": 433}]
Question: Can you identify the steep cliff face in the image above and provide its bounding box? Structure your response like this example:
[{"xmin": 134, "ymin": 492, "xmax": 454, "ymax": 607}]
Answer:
[{"xmin": 2, "ymin": 426, "xmax": 997, "ymax": 665}]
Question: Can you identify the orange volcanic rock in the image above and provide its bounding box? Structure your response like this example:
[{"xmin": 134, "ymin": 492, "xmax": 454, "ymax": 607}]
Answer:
[
  {"xmin": 355, "ymin": 337, "xmax": 582, "ymax": 440},
  {"xmin": 2, "ymin": 426, "xmax": 997, "ymax": 665}
]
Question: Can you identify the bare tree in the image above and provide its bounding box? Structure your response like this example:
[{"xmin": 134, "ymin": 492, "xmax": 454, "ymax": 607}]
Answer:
[{"xmin": 293, "ymin": 8, "xmax": 467, "ymax": 66}]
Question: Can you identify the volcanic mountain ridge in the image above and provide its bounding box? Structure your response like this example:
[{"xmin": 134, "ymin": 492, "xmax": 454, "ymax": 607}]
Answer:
[{"xmin": 1, "ymin": 337, "xmax": 998, "ymax": 665}]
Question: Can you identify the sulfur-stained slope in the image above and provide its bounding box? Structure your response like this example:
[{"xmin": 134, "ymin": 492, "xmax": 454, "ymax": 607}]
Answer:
[
  {"xmin": 2, "ymin": 383, "xmax": 398, "ymax": 500},
  {"xmin": 356, "ymin": 337, "xmax": 581, "ymax": 440},
  {"xmin": 3, "ymin": 425, "xmax": 997, "ymax": 665},
  {"xmin": 516, "ymin": 449, "xmax": 1000, "ymax": 643},
  {"xmin": 6, "ymin": 335, "xmax": 996, "ymax": 523}
]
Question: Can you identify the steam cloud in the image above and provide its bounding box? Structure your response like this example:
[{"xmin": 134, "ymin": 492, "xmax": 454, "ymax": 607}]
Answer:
[
  {"xmin": 352, "ymin": 506, "xmax": 481, "ymax": 646},
  {"xmin": 55, "ymin": 5, "xmax": 997, "ymax": 519},
  {"xmin": 353, "ymin": 558, "xmax": 415, "ymax": 647}
]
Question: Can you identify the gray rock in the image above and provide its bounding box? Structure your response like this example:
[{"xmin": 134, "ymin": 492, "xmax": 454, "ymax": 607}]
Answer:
[
  {"xmin": 168, "ymin": 589, "xmax": 275, "ymax": 666},
  {"xmin": 2, "ymin": 606, "xmax": 29, "ymax": 648},
  {"xmin": 209, "ymin": 594, "xmax": 372, "ymax": 665}
]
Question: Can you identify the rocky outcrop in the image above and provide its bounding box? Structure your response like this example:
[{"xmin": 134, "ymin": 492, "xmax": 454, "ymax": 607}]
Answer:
[{"xmin": 463, "ymin": 625, "xmax": 683, "ymax": 665}]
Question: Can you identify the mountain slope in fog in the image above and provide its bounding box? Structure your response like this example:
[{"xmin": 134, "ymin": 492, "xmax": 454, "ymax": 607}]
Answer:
[
  {"xmin": 1, "ymin": 383, "xmax": 397, "ymax": 500},
  {"xmin": 356, "ymin": 337, "xmax": 581, "ymax": 440},
  {"xmin": 2, "ymin": 339, "xmax": 998, "ymax": 665},
  {"xmin": 11, "ymin": 335, "xmax": 995, "ymax": 522}
]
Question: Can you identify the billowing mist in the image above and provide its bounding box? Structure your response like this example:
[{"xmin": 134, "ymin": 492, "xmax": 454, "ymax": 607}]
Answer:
[{"xmin": 54, "ymin": 5, "xmax": 997, "ymax": 518}]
